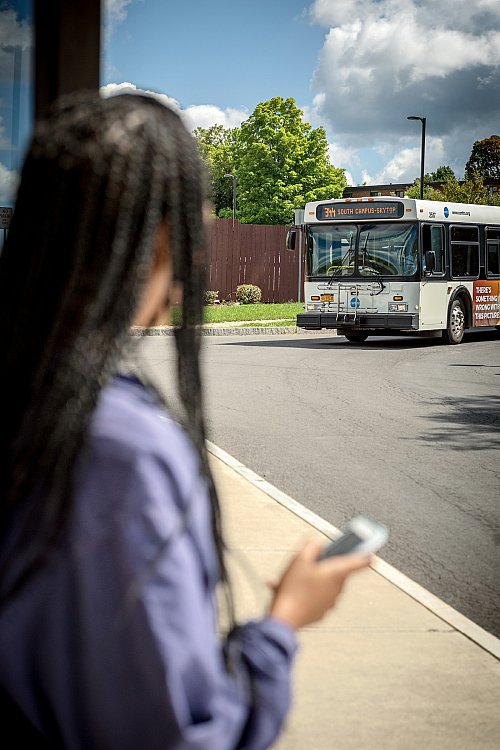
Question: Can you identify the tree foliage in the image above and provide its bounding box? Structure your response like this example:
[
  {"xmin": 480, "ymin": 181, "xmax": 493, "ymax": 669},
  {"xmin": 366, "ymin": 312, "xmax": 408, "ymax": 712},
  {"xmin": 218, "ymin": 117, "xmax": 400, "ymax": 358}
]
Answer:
[
  {"xmin": 465, "ymin": 135, "xmax": 500, "ymax": 179},
  {"xmin": 234, "ymin": 97, "xmax": 346, "ymax": 224},
  {"xmin": 193, "ymin": 125, "xmax": 236, "ymax": 216},
  {"xmin": 407, "ymin": 165, "xmax": 458, "ymax": 199},
  {"xmin": 194, "ymin": 98, "xmax": 346, "ymax": 225},
  {"xmin": 405, "ymin": 181, "xmax": 444, "ymax": 200},
  {"xmin": 406, "ymin": 172, "xmax": 500, "ymax": 206},
  {"xmin": 424, "ymin": 165, "xmax": 456, "ymax": 182},
  {"xmin": 439, "ymin": 172, "xmax": 500, "ymax": 205}
]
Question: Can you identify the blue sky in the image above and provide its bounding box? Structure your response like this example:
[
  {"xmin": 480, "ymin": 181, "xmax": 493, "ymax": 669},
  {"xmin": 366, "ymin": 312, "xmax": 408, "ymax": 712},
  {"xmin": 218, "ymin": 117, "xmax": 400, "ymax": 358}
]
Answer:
[
  {"xmin": 1, "ymin": 0, "xmax": 499, "ymax": 205},
  {"xmin": 0, "ymin": 0, "xmax": 33, "ymax": 204},
  {"xmin": 104, "ymin": 1, "xmax": 324, "ymax": 111},
  {"xmin": 103, "ymin": 1, "xmax": 500, "ymax": 187}
]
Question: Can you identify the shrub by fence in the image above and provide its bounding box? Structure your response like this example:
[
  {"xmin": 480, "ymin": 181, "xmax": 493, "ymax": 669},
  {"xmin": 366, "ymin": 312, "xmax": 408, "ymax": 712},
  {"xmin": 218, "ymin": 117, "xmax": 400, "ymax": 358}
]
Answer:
[{"xmin": 205, "ymin": 219, "xmax": 303, "ymax": 303}]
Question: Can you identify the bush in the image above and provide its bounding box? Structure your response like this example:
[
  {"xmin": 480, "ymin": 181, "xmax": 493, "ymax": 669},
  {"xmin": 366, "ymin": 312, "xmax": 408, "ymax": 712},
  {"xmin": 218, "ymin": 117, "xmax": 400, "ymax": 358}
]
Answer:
[
  {"xmin": 217, "ymin": 208, "xmax": 234, "ymax": 219},
  {"xmin": 203, "ymin": 290, "xmax": 219, "ymax": 305},
  {"xmin": 236, "ymin": 284, "xmax": 262, "ymax": 304}
]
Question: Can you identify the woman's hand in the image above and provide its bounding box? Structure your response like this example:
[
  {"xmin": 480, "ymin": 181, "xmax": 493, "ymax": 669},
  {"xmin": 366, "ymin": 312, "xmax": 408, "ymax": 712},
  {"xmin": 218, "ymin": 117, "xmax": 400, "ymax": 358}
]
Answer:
[{"xmin": 269, "ymin": 539, "xmax": 371, "ymax": 630}]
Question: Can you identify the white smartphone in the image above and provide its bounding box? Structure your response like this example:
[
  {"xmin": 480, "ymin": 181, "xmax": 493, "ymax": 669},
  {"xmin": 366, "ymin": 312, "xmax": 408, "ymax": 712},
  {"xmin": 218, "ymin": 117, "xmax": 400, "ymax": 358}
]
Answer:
[{"xmin": 319, "ymin": 515, "xmax": 389, "ymax": 559}]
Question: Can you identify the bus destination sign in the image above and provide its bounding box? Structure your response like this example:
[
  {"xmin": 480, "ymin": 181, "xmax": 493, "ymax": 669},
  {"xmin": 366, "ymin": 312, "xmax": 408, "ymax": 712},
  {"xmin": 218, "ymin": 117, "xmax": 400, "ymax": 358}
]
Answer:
[{"xmin": 316, "ymin": 201, "xmax": 404, "ymax": 221}]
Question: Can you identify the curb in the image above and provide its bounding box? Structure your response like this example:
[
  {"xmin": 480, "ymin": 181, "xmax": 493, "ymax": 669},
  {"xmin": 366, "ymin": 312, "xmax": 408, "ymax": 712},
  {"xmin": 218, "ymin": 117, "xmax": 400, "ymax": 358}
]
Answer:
[
  {"xmin": 131, "ymin": 326, "xmax": 299, "ymax": 336},
  {"xmin": 207, "ymin": 440, "xmax": 500, "ymax": 661}
]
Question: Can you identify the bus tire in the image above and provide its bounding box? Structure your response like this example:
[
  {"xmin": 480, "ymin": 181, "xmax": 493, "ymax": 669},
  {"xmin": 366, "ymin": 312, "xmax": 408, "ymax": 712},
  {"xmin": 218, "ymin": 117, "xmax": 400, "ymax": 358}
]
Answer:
[
  {"xmin": 443, "ymin": 299, "xmax": 465, "ymax": 344},
  {"xmin": 341, "ymin": 331, "xmax": 369, "ymax": 343}
]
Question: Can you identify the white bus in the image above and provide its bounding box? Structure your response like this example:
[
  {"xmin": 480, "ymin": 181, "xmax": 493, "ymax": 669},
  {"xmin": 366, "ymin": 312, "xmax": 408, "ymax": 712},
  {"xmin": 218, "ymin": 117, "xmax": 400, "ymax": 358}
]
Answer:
[{"xmin": 286, "ymin": 196, "xmax": 500, "ymax": 344}]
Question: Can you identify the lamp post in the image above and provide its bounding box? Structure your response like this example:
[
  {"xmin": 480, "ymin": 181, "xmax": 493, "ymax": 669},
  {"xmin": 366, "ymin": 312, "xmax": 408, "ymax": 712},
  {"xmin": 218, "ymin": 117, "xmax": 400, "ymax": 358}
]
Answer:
[
  {"xmin": 407, "ymin": 115, "xmax": 426, "ymax": 200},
  {"xmin": 224, "ymin": 173, "xmax": 237, "ymax": 228}
]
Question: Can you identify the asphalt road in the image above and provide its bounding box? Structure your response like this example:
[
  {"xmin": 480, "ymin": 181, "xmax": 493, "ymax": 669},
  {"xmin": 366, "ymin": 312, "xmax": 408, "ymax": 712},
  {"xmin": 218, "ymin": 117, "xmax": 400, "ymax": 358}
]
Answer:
[{"xmin": 130, "ymin": 329, "xmax": 500, "ymax": 638}]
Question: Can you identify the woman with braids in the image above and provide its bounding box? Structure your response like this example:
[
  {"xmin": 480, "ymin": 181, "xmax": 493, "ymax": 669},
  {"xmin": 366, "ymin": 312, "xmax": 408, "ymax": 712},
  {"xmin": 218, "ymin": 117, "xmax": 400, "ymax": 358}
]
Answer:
[{"xmin": 0, "ymin": 92, "xmax": 369, "ymax": 749}]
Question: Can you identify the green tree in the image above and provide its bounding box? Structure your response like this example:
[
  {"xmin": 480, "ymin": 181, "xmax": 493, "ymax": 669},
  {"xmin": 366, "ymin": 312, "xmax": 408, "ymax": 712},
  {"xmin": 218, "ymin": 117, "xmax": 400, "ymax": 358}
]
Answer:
[
  {"xmin": 405, "ymin": 180, "xmax": 443, "ymax": 200},
  {"xmin": 440, "ymin": 172, "xmax": 500, "ymax": 205},
  {"xmin": 234, "ymin": 97, "xmax": 346, "ymax": 224},
  {"xmin": 193, "ymin": 125, "xmax": 236, "ymax": 216},
  {"xmin": 424, "ymin": 165, "xmax": 456, "ymax": 182},
  {"xmin": 465, "ymin": 135, "xmax": 500, "ymax": 179},
  {"xmin": 406, "ymin": 173, "xmax": 500, "ymax": 206}
]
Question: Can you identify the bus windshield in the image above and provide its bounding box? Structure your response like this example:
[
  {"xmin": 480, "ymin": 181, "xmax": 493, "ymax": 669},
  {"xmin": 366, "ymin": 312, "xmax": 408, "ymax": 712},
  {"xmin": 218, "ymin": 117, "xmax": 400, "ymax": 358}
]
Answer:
[{"xmin": 308, "ymin": 222, "xmax": 418, "ymax": 277}]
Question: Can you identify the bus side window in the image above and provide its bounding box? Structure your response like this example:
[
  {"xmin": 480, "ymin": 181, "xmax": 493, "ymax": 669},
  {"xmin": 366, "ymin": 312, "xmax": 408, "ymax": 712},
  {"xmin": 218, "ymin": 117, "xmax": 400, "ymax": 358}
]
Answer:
[
  {"xmin": 487, "ymin": 242, "xmax": 500, "ymax": 275},
  {"xmin": 485, "ymin": 228, "xmax": 500, "ymax": 276},
  {"xmin": 450, "ymin": 226, "xmax": 479, "ymax": 278},
  {"xmin": 422, "ymin": 224, "xmax": 444, "ymax": 274}
]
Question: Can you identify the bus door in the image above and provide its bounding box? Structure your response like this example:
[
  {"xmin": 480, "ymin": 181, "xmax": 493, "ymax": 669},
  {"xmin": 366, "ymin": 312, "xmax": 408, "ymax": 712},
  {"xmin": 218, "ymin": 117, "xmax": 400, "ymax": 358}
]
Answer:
[{"xmin": 419, "ymin": 224, "xmax": 447, "ymax": 327}]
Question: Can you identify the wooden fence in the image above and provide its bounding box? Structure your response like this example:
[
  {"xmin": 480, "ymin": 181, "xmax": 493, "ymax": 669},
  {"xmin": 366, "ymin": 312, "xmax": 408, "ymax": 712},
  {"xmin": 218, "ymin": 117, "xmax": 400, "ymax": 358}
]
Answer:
[{"xmin": 205, "ymin": 219, "xmax": 303, "ymax": 303}]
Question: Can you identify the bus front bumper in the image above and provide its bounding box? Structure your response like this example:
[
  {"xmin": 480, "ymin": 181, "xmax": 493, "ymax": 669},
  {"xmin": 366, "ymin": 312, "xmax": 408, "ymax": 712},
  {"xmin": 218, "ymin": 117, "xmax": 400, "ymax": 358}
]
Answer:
[{"xmin": 297, "ymin": 312, "xmax": 420, "ymax": 330}]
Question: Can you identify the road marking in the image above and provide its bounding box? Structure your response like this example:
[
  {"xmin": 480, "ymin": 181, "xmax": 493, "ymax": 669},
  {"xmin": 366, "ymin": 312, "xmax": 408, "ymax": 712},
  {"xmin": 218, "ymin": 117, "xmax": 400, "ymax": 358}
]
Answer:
[{"xmin": 207, "ymin": 440, "xmax": 500, "ymax": 661}]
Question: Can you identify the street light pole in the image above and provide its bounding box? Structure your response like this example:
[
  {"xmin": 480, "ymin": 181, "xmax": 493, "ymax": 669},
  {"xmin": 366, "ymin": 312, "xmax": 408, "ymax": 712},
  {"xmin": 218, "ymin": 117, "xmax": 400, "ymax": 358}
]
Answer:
[
  {"xmin": 224, "ymin": 173, "xmax": 237, "ymax": 228},
  {"xmin": 407, "ymin": 115, "xmax": 426, "ymax": 200}
]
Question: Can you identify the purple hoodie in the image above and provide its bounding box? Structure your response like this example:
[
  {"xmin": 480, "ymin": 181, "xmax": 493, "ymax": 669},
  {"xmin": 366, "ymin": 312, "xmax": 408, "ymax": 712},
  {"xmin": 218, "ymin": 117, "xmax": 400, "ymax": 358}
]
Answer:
[{"xmin": 0, "ymin": 376, "xmax": 297, "ymax": 749}]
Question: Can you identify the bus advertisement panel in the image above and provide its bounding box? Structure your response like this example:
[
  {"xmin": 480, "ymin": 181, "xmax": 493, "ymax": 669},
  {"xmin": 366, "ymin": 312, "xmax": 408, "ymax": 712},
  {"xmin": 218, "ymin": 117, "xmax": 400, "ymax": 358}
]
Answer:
[{"xmin": 473, "ymin": 281, "xmax": 500, "ymax": 326}]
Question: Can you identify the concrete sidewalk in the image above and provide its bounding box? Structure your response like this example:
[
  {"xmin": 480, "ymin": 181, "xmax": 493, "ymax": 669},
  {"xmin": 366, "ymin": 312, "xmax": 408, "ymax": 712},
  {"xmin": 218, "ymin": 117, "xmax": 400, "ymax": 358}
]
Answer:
[{"xmin": 208, "ymin": 445, "xmax": 500, "ymax": 750}]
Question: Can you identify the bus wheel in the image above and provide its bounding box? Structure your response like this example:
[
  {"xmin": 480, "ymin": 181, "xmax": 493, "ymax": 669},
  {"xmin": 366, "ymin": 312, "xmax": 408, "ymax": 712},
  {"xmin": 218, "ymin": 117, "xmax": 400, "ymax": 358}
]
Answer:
[
  {"xmin": 342, "ymin": 331, "xmax": 369, "ymax": 343},
  {"xmin": 443, "ymin": 299, "xmax": 465, "ymax": 344}
]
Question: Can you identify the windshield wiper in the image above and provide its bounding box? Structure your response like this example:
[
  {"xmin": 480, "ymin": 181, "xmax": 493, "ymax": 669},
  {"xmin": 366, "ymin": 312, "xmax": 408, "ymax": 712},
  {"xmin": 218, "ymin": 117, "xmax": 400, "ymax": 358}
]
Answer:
[
  {"xmin": 361, "ymin": 232, "xmax": 369, "ymax": 266},
  {"xmin": 327, "ymin": 234, "xmax": 353, "ymax": 285},
  {"xmin": 359, "ymin": 233, "xmax": 385, "ymax": 276}
]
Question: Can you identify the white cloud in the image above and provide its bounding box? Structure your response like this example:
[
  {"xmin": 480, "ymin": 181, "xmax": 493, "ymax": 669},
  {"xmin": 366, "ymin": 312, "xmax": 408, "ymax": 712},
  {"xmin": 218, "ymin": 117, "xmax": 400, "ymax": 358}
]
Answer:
[
  {"xmin": 0, "ymin": 116, "xmax": 11, "ymax": 150},
  {"xmin": 100, "ymin": 81, "xmax": 181, "ymax": 112},
  {"xmin": 0, "ymin": 8, "xmax": 32, "ymax": 79},
  {"xmin": 100, "ymin": 82, "xmax": 248, "ymax": 132},
  {"xmin": 300, "ymin": 102, "xmax": 327, "ymax": 131},
  {"xmin": 328, "ymin": 142, "xmax": 359, "ymax": 171},
  {"xmin": 104, "ymin": 0, "xmax": 134, "ymax": 36},
  {"xmin": 318, "ymin": 15, "xmax": 500, "ymax": 87},
  {"xmin": 373, "ymin": 136, "xmax": 447, "ymax": 183},
  {"xmin": 329, "ymin": 134, "xmax": 451, "ymax": 185},
  {"xmin": 0, "ymin": 162, "xmax": 18, "ymax": 203},
  {"xmin": 310, "ymin": 0, "xmax": 500, "ymax": 182},
  {"xmin": 0, "ymin": 7, "xmax": 31, "ymax": 49},
  {"xmin": 312, "ymin": 0, "xmax": 500, "ymax": 121},
  {"xmin": 182, "ymin": 104, "xmax": 248, "ymax": 131},
  {"xmin": 342, "ymin": 170, "xmax": 355, "ymax": 187}
]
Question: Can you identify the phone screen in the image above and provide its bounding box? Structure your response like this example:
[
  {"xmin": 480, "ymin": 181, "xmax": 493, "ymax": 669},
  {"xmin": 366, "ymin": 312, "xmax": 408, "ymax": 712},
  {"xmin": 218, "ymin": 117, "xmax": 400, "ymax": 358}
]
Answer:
[{"xmin": 324, "ymin": 530, "xmax": 363, "ymax": 556}]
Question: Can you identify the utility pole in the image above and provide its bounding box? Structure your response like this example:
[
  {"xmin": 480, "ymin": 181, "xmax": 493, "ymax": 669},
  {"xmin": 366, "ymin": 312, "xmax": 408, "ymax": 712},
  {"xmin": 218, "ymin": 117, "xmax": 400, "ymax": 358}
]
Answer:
[{"xmin": 407, "ymin": 115, "xmax": 427, "ymax": 200}]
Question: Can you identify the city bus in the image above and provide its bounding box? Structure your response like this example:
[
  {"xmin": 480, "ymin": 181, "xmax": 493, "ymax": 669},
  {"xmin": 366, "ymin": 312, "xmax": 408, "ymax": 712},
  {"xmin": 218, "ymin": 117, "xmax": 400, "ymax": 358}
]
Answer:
[{"xmin": 286, "ymin": 196, "xmax": 500, "ymax": 344}]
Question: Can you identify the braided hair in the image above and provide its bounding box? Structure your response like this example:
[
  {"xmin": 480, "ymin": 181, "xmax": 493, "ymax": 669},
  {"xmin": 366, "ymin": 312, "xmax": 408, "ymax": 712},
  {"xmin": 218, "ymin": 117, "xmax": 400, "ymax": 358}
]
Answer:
[{"xmin": 0, "ymin": 91, "xmax": 230, "ymax": 613}]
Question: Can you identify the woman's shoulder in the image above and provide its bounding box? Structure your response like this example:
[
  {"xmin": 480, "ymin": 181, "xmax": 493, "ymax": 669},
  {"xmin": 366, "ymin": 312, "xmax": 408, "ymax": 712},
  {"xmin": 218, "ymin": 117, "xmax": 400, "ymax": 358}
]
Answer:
[
  {"xmin": 72, "ymin": 375, "xmax": 211, "ymax": 543},
  {"xmin": 88, "ymin": 375, "xmax": 200, "ymax": 486}
]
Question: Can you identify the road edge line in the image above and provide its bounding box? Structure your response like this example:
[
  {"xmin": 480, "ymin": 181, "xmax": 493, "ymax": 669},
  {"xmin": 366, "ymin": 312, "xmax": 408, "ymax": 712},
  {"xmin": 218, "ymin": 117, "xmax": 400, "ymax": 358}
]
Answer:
[{"xmin": 207, "ymin": 440, "xmax": 500, "ymax": 661}]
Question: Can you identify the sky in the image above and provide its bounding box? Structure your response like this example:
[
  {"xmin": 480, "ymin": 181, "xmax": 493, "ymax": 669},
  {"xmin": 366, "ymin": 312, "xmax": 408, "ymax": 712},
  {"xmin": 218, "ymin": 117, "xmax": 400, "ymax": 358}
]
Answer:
[
  {"xmin": 0, "ymin": 0, "xmax": 32, "ymax": 204},
  {"xmin": 103, "ymin": 0, "xmax": 500, "ymax": 187},
  {"xmin": 1, "ymin": 0, "xmax": 499, "ymax": 204}
]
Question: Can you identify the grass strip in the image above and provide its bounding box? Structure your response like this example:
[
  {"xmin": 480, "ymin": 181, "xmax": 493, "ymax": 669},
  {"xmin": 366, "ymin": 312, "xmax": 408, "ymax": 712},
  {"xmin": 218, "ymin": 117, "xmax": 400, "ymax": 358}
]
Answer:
[{"xmin": 203, "ymin": 302, "xmax": 302, "ymax": 323}]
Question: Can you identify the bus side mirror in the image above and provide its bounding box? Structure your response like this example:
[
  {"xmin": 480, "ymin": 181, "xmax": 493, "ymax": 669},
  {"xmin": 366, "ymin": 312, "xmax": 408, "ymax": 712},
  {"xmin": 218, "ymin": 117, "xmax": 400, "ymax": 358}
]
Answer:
[
  {"xmin": 286, "ymin": 228, "xmax": 297, "ymax": 251},
  {"xmin": 425, "ymin": 250, "xmax": 436, "ymax": 274}
]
